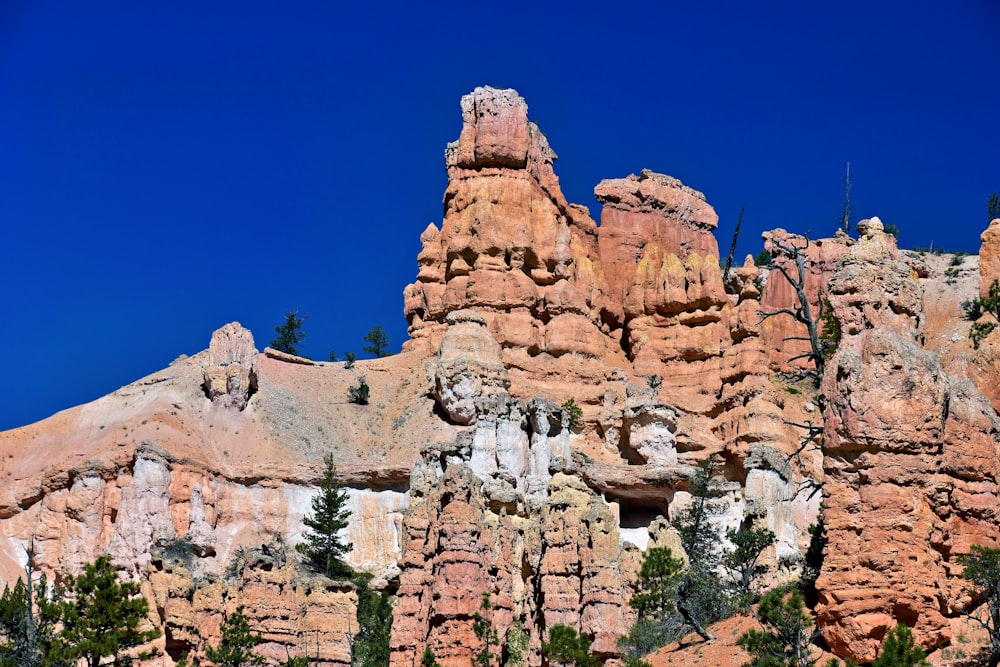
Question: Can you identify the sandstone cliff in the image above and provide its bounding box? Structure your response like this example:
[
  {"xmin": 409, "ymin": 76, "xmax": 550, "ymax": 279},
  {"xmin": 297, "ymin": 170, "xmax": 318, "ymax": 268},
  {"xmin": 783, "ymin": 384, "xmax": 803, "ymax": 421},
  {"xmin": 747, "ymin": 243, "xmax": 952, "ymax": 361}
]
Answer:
[{"xmin": 1, "ymin": 87, "xmax": 997, "ymax": 667}]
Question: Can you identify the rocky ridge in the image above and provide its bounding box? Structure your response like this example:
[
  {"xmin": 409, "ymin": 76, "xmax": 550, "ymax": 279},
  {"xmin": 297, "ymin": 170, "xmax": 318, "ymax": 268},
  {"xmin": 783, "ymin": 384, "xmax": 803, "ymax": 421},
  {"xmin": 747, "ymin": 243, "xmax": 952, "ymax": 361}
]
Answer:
[{"xmin": 0, "ymin": 87, "xmax": 997, "ymax": 666}]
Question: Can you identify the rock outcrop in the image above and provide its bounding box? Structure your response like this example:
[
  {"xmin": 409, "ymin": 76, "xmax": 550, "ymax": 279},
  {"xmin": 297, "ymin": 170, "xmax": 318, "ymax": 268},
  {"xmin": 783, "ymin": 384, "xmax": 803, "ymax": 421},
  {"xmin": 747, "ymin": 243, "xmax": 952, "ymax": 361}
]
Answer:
[
  {"xmin": 816, "ymin": 223, "xmax": 1000, "ymax": 663},
  {"xmin": 202, "ymin": 322, "xmax": 258, "ymax": 410},
  {"xmin": 403, "ymin": 86, "xmax": 617, "ymax": 406},
  {"xmin": 980, "ymin": 218, "xmax": 1000, "ymax": 298}
]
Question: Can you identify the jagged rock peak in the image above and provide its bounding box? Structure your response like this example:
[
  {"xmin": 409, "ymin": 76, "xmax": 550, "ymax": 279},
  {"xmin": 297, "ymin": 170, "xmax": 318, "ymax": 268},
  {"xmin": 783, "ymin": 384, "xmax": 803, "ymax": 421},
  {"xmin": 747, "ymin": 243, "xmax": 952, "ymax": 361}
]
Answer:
[
  {"xmin": 594, "ymin": 169, "xmax": 718, "ymax": 232},
  {"xmin": 202, "ymin": 322, "xmax": 258, "ymax": 410},
  {"xmin": 445, "ymin": 85, "xmax": 556, "ymax": 171}
]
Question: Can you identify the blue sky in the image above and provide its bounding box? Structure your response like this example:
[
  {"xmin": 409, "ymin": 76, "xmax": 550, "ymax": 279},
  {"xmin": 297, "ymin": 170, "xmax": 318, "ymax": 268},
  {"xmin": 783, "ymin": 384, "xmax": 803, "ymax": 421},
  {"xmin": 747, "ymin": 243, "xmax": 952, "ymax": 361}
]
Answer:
[{"xmin": 2, "ymin": 0, "xmax": 998, "ymax": 430}]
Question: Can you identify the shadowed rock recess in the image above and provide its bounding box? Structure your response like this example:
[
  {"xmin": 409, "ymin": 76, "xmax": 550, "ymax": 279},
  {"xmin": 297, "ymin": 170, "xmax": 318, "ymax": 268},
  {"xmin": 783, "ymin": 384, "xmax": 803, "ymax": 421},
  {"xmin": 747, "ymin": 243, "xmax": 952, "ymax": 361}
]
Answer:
[{"xmin": 1, "ymin": 87, "xmax": 998, "ymax": 666}]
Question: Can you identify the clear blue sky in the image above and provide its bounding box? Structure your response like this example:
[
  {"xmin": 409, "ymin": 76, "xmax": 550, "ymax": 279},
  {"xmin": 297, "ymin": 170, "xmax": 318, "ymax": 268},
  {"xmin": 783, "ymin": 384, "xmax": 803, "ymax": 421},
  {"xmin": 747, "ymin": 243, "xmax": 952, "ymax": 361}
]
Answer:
[{"xmin": 2, "ymin": 1, "xmax": 998, "ymax": 430}]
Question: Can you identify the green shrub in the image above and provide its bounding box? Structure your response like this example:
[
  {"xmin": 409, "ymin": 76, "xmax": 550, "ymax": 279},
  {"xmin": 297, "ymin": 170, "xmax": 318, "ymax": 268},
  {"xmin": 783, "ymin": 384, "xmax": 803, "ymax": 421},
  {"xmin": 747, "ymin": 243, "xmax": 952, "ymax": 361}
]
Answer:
[
  {"xmin": 562, "ymin": 398, "xmax": 583, "ymax": 430},
  {"xmin": 348, "ymin": 378, "xmax": 370, "ymax": 405},
  {"xmin": 871, "ymin": 624, "xmax": 928, "ymax": 667}
]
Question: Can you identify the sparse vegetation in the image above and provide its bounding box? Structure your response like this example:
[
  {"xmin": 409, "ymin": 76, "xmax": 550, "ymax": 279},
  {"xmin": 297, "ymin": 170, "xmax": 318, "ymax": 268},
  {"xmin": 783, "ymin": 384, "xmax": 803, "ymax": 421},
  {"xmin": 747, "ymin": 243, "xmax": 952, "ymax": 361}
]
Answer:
[
  {"xmin": 353, "ymin": 572, "xmax": 392, "ymax": 667},
  {"xmin": 963, "ymin": 280, "xmax": 1000, "ymax": 349},
  {"xmin": 505, "ymin": 620, "xmax": 529, "ymax": 667},
  {"xmin": 818, "ymin": 297, "xmax": 841, "ymax": 361},
  {"xmin": 348, "ymin": 378, "xmax": 370, "ymax": 405},
  {"xmin": 344, "ymin": 352, "xmax": 357, "ymax": 369},
  {"xmin": 562, "ymin": 398, "xmax": 583, "ymax": 430},
  {"xmin": 989, "ymin": 192, "xmax": 1000, "ymax": 222},
  {"xmin": 472, "ymin": 593, "xmax": 498, "ymax": 667},
  {"xmin": 723, "ymin": 524, "xmax": 776, "ymax": 611},
  {"xmin": 647, "ymin": 375, "xmax": 662, "ymax": 390}
]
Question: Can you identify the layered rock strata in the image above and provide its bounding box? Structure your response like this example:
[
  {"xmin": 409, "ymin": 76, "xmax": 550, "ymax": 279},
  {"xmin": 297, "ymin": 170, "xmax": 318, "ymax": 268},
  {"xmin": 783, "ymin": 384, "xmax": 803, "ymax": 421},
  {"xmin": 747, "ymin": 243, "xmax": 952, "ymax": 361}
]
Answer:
[
  {"xmin": 816, "ymin": 223, "xmax": 1000, "ymax": 663},
  {"xmin": 403, "ymin": 86, "xmax": 618, "ymax": 406}
]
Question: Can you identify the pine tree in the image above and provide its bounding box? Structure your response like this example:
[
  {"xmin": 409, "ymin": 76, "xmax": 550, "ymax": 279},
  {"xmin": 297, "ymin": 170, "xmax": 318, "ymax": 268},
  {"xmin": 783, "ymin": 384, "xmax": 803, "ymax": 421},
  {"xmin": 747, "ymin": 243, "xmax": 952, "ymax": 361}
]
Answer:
[
  {"xmin": 419, "ymin": 647, "xmax": 441, "ymax": 667},
  {"xmin": 988, "ymin": 192, "xmax": 1000, "ymax": 222},
  {"xmin": 672, "ymin": 457, "xmax": 729, "ymax": 641},
  {"xmin": 723, "ymin": 525, "xmax": 776, "ymax": 610},
  {"xmin": 297, "ymin": 453, "xmax": 353, "ymax": 578},
  {"xmin": 271, "ymin": 311, "xmax": 307, "ymax": 356},
  {"xmin": 628, "ymin": 548, "xmax": 683, "ymax": 625},
  {"xmin": 871, "ymin": 624, "xmax": 928, "ymax": 667},
  {"xmin": 203, "ymin": 607, "xmax": 265, "ymax": 667},
  {"xmin": 353, "ymin": 573, "xmax": 392, "ymax": 667},
  {"xmin": 41, "ymin": 556, "xmax": 160, "ymax": 667},
  {"xmin": 362, "ymin": 326, "xmax": 391, "ymax": 358},
  {"xmin": 0, "ymin": 576, "xmax": 60, "ymax": 667},
  {"xmin": 472, "ymin": 594, "xmax": 498, "ymax": 667},
  {"xmin": 737, "ymin": 587, "xmax": 816, "ymax": 667},
  {"xmin": 542, "ymin": 625, "xmax": 598, "ymax": 667}
]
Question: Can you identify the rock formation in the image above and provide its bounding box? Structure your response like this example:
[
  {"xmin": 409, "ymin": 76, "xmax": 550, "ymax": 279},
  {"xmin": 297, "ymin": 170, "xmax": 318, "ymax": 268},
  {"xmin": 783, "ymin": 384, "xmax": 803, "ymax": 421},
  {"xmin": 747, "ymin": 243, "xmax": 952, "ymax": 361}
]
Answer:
[
  {"xmin": 202, "ymin": 322, "xmax": 259, "ymax": 410},
  {"xmin": 816, "ymin": 222, "xmax": 1000, "ymax": 663},
  {"xmin": 403, "ymin": 86, "xmax": 617, "ymax": 407},
  {"xmin": 980, "ymin": 217, "xmax": 1000, "ymax": 298},
  {"xmin": 4, "ymin": 86, "xmax": 997, "ymax": 667}
]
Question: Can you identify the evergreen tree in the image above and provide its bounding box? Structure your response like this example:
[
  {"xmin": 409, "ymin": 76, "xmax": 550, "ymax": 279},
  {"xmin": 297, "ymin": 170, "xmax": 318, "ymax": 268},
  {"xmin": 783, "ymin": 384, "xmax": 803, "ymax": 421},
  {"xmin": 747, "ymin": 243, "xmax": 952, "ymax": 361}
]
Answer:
[
  {"xmin": 871, "ymin": 624, "xmax": 928, "ymax": 667},
  {"xmin": 362, "ymin": 326, "xmax": 391, "ymax": 358},
  {"xmin": 957, "ymin": 545, "xmax": 1000, "ymax": 665},
  {"xmin": 0, "ymin": 574, "xmax": 63, "ymax": 667},
  {"xmin": 419, "ymin": 647, "xmax": 441, "ymax": 667},
  {"xmin": 41, "ymin": 556, "xmax": 160, "ymax": 667},
  {"xmin": 737, "ymin": 586, "xmax": 816, "ymax": 667},
  {"xmin": 271, "ymin": 311, "xmax": 307, "ymax": 356},
  {"xmin": 723, "ymin": 525, "xmax": 776, "ymax": 611},
  {"xmin": 628, "ymin": 548, "xmax": 683, "ymax": 625},
  {"xmin": 353, "ymin": 573, "xmax": 392, "ymax": 667},
  {"xmin": 297, "ymin": 453, "xmax": 353, "ymax": 578},
  {"xmin": 203, "ymin": 607, "xmax": 265, "ymax": 667},
  {"xmin": 472, "ymin": 594, "xmax": 498, "ymax": 667},
  {"xmin": 672, "ymin": 457, "xmax": 729, "ymax": 641},
  {"xmin": 989, "ymin": 192, "xmax": 1000, "ymax": 222},
  {"xmin": 542, "ymin": 625, "xmax": 598, "ymax": 667}
]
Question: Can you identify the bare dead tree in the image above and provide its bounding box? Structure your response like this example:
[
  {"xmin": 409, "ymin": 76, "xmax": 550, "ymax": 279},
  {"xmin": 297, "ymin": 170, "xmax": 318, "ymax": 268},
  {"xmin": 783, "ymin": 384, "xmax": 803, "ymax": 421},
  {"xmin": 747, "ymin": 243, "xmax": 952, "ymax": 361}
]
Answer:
[
  {"xmin": 758, "ymin": 235, "xmax": 827, "ymax": 386},
  {"xmin": 783, "ymin": 420, "xmax": 825, "ymax": 500},
  {"xmin": 841, "ymin": 162, "xmax": 851, "ymax": 234},
  {"xmin": 723, "ymin": 205, "xmax": 746, "ymax": 282}
]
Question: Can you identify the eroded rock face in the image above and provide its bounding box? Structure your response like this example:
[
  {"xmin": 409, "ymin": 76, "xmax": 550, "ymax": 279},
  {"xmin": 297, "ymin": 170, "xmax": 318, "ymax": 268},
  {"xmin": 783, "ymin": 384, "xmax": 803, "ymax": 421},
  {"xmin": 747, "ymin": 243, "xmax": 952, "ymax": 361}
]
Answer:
[
  {"xmin": 150, "ymin": 552, "xmax": 357, "ymax": 666},
  {"xmin": 403, "ymin": 86, "xmax": 613, "ymax": 388},
  {"xmin": 202, "ymin": 322, "xmax": 258, "ymax": 410},
  {"xmin": 426, "ymin": 310, "xmax": 510, "ymax": 426},
  {"xmin": 816, "ymin": 225, "xmax": 1000, "ymax": 663},
  {"xmin": 980, "ymin": 218, "xmax": 1000, "ymax": 298}
]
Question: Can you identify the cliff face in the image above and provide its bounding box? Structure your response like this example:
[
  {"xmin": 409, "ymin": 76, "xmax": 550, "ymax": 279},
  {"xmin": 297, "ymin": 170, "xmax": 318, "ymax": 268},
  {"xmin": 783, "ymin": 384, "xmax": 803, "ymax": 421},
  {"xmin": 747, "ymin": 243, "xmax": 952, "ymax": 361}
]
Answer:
[
  {"xmin": 814, "ymin": 222, "xmax": 1000, "ymax": 663},
  {"xmin": 1, "ymin": 87, "xmax": 997, "ymax": 666}
]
